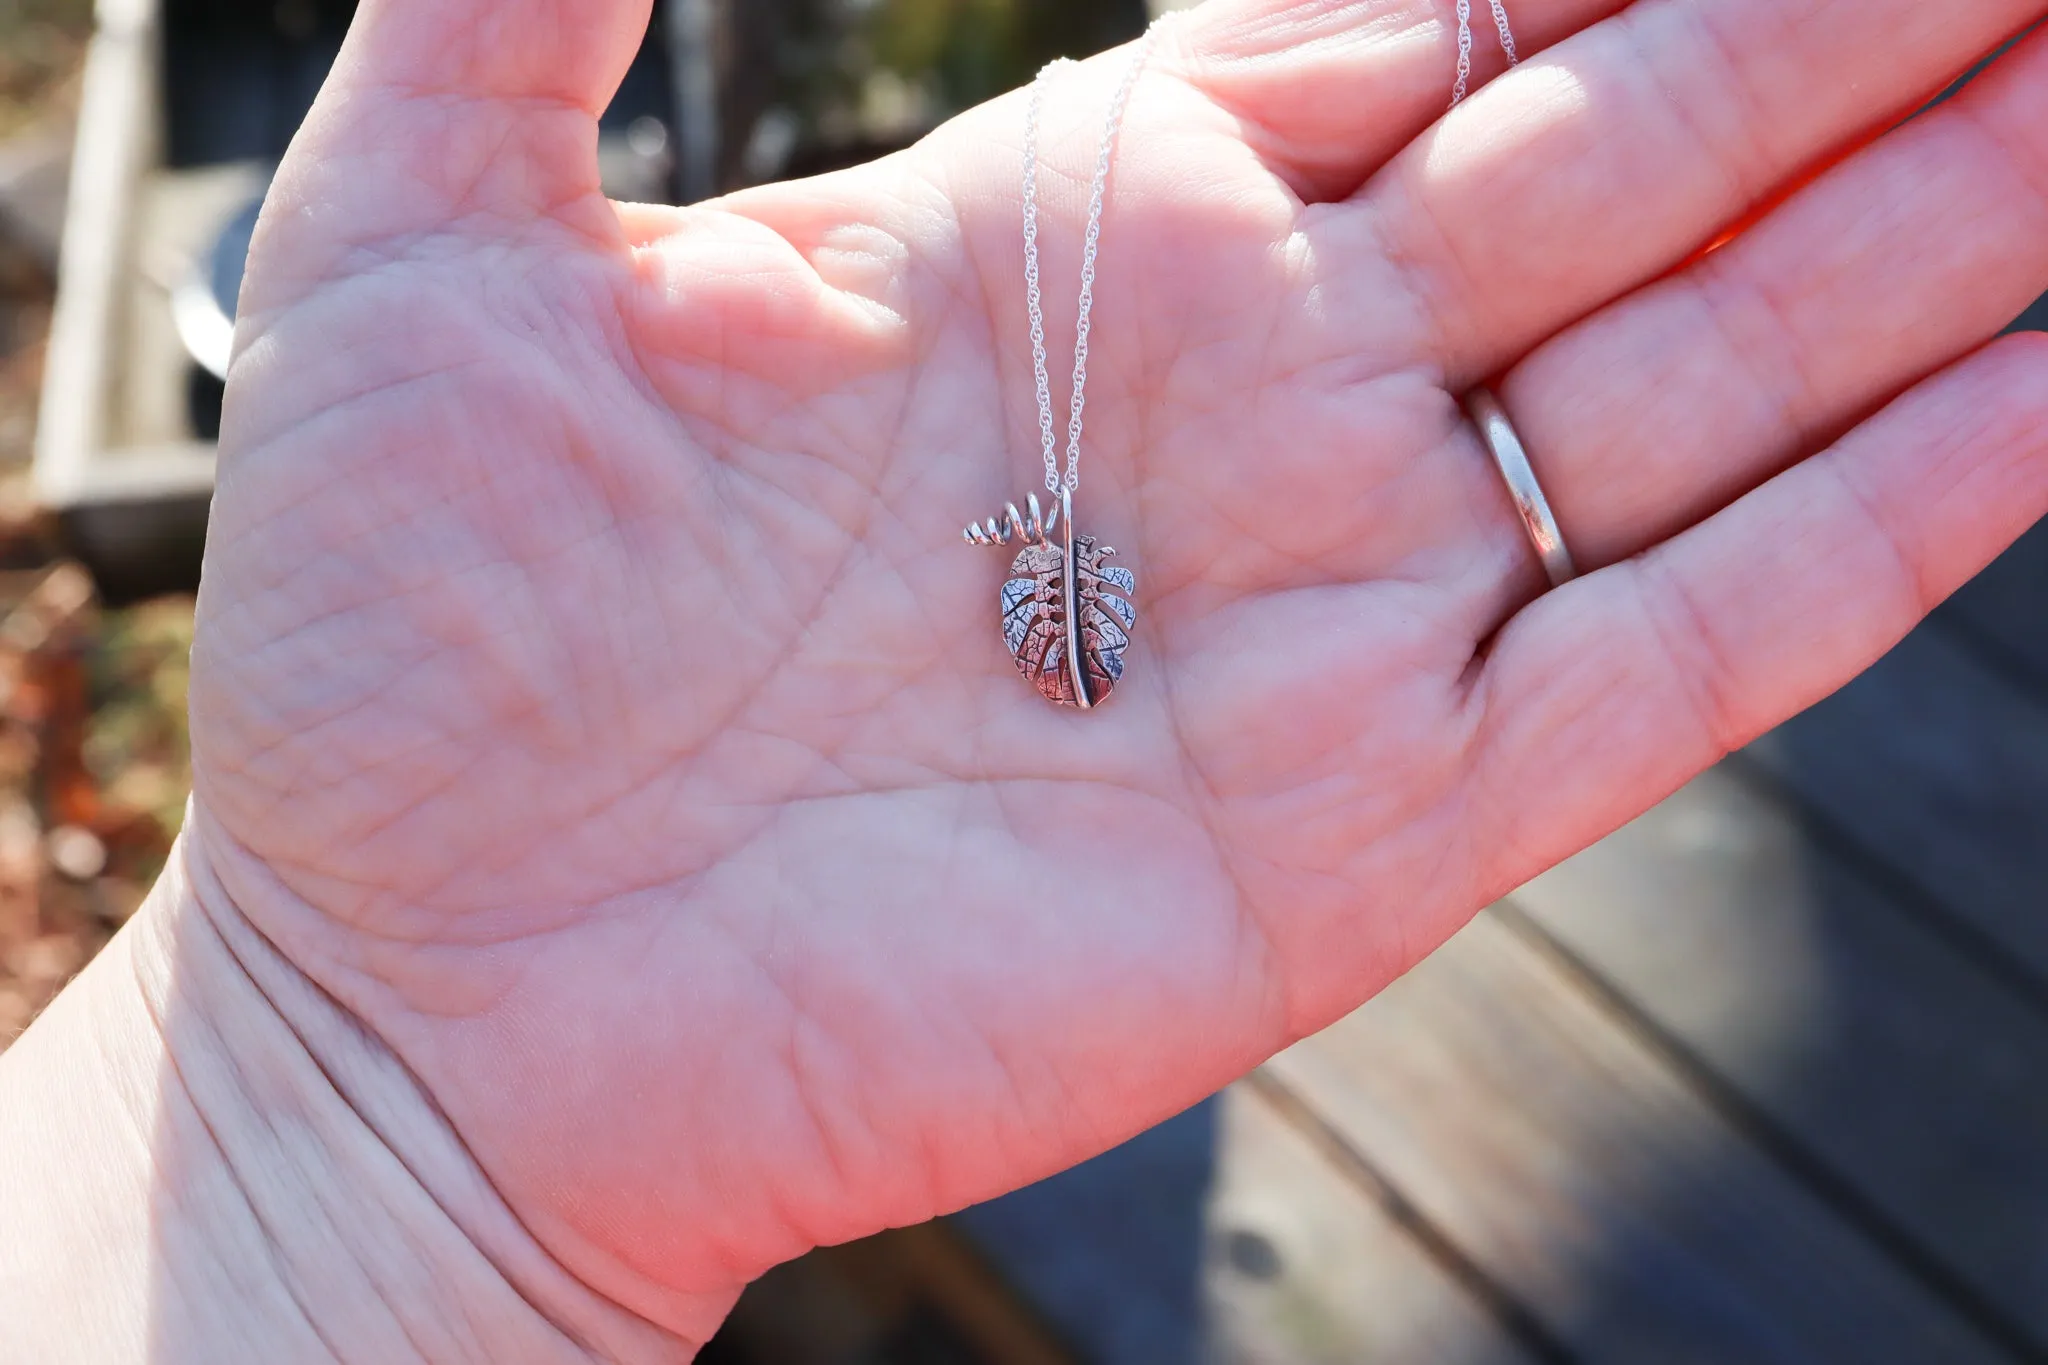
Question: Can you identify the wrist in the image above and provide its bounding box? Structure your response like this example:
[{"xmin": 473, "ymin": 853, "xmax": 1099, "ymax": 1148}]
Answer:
[{"xmin": 0, "ymin": 833, "xmax": 692, "ymax": 1364}]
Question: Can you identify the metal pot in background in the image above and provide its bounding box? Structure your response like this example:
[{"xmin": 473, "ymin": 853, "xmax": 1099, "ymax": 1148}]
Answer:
[{"xmin": 38, "ymin": 0, "xmax": 1156, "ymax": 601}]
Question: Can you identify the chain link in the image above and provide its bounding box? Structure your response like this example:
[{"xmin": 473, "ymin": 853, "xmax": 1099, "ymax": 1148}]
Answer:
[
  {"xmin": 1452, "ymin": 0, "xmax": 1520, "ymax": 106},
  {"xmin": 1022, "ymin": 24, "xmax": 1165, "ymax": 497}
]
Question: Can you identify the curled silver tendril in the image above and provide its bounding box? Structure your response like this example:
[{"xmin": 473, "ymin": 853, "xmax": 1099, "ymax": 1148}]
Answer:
[{"xmin": 963, "ymin": 492, "xmax": 1060, "ymax": 548}]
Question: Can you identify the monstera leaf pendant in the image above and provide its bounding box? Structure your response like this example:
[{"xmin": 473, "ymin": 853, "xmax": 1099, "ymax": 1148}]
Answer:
[{"xmin": 965, "ymin": 490, "xmax": 1136, "ymax": 710}]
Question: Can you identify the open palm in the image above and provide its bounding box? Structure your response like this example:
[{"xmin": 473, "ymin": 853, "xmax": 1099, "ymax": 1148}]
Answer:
[{"xmin": 186, "ymin": 0, "xmax": 2048, "ymax": 1343}]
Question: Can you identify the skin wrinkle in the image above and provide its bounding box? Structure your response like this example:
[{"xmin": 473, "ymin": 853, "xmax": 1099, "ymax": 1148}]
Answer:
[
  {"xmin": 734, "ymin": 559, "xmax": 902, "ymax": 731},
  {"xmin": 900, "ymin": 163, "xmax": 1010, "ymax": 416},
  {"xmin": 668, "ymin": 851, "xmax": 913, "ymax": 1262},
  {"xmin": 1957, "ymin": 94, "xmax": 2048, "ymax": 244},
  {"xmin": 201, "ymin": 641, "xmax": 457, "ymax": 815},
  {"xmin": 938, "ymin": 142, "xmax": 1062, "ymax": 468},
  {"xmin": 317, "ymin": 734, "xmax": 496, "ymax": 864},
  {"xmin": 217, "ymin": 593, "xmax": 531, "ymax": 775},
  {"xmin": 664, "ymin": 367, "xmax": 876, "ymax": 493},
  {"xmin": 360, "ymin": 92, "xmax": 605, "ymax": 234},
  {"xmin": 914, "ymin": 791, "xmax": 1010, "ymax": 1205},
  {"xmin": 1651, "ymin": 1, "xmax": 1784, "ymax": 214},
  {"xmin": 1429, "ymin": 444, "xmax": 1569, "ymax": 644},
  {"xmin": 432, "ymin": 482, "xmax": 695, "ymax": 651},
  {"xmin": 355, "ymin": 15, "xmax": 632, "ymax": 114},
  {"xmin": 1462, "ymin": 655, "xmax": 1611, "ymax": 876},
  {"xmin": 192, "ymin": 843, "xmax": 688, "ymax": 1361},
  {"xmin": 230, "ymin": 243, "xmax": 473, "ymax": 384},
  {"xmin": 1293, "ymin": 205, "xmax": 1441, "ymax": 375},
  {"xmin": 230, "ymin": 398, "xmax": 493, "ymax": 559},
  {"xmin": 316, "ymin": 742, "xmax": 752, "ymax": 934},
  {"xmin": 659, "ymin": 490, "xmax": 860, "ymax": 740},
  {"xmin": 216, "ymin": 355, "xmax": 494, "ymax": 506},
  {"xmin": 199, "ymin": 921, "xmax": 449, "ymax": 1365},
  {"xmin": 1156, "ymin": 640, "xmax": 1288, "ymax": 1042},
  {"xmin": 982, "ymin": 1017, "xmax": 1093, "ymax": 1171},
  {"xmin": 1629, "ymin": 557, "xmax": 1750, "ymax": 760},
  {"xmin": 748, "ymin": 905, "xmax": 870, "ymax": 1227},
  {"xmin": 92, "ymin": 966, "xmax": 159, "ymax": 1166},
  {"xmin": 362, "ymin": 764, "xmax": 709, "ymax": 927},
  {"xmin": 616, "ymin": 226, "xmax": 888, "ymax": 411},
  {"xmin": 219, "ymin": 639, "xmax": 521, "ymax": 812},
  {"xmin": 1168, "ymin": 2, "xmax": 1428, "ymax": 203},
  {"xmin": 1355, "ymin": 193, "xmax": 1462, "ymax": 385},
  {"xmin": 1821, "ymin": 450, "xmax": 1944, "ymax": 620},
  {"xmin": 251, "ymin": 183, "xmax": 616, "ymax": 329},
  {"xmin": 1691, "ymin": 252, "xmax": 1828, "ymax": 459},
  {"xmin": 241, "ymin": 863, "xmax": 674, "ymax": 961},
  {"xmin": 483, "ymin": 444, "xmax": 599, "ymax": 759},
  {"xmin": 718, "ymin": 398, "xmax": 899, "ymax": 530},
  {"xmin": 624, "ymin": 209, "xmax": 918, "ymax": 391},
  {"xmin": 237, "ymin": 224, "xmax": 466, "ymax": 336},
  {"xmin": 1163, "ymin": 359, "xmax": 1464, "ymax": 587},
  {"xmin": 221, "ymin": 543, "xmax": 530, "ymax": 693},
  {"xmin": 907, "ymin": 823, "xmax": 1116, "ymax": 1172},
  {"xmin": 830, "ymin": 354, "xmax": 926, "ymax": 494},
  {"xmin": 129, "ymin": 939, "xmax": 350, "ymax": 1364},
  {"xmin": 1380, "ymin": 421, "xmax": 1524, "ymax": 599}
]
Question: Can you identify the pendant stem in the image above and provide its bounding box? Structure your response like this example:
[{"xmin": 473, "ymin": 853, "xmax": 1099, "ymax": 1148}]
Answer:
[{"xmin": 1061, "ymin": 488, "xmax": 1092, "ymax": 709}]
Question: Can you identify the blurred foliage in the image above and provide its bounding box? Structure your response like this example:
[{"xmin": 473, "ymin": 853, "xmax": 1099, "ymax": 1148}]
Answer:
[
  {"xmin": 84, "ymin": 597, "xmax": 194, "ymax": 857},
  {"xmin": 732, "ymin": 0, "xmax": 1150, "ymax": 182},
  {"xmin": 0, "ymin": 563, "xmax": 191, "ymax": 1044},
  {"xmin": 0, "ymin": 0, "xmax": 92, "ymax": 140},
  {"xmin": 0, "ymin": 0, "xmax": 191, "ymax": 1042}
]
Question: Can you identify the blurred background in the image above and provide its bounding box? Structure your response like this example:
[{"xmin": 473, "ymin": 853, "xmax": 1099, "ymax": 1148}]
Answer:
[{"xmin": 8, "ymin": 3, "xmax": 2048, "ymax": 1364}]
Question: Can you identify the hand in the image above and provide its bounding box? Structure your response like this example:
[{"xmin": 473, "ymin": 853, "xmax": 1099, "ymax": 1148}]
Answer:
[{"xmin": 181, "ymin": 0, "xmax": 2048, "ymax": 1345}]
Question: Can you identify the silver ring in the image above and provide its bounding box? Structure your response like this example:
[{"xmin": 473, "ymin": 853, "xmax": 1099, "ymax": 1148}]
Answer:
[{"xmin": 1464, "ymin": 387, "xmax": 1577, "ymax": 589}]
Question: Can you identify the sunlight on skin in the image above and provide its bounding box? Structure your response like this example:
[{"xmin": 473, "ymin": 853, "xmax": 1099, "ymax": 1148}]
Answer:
[{"xmin": 1424, "ymin": 61, "xmax": 1596, "ymax": 181}]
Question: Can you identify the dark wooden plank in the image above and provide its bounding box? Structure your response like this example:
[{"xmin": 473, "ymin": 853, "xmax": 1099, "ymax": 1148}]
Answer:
[
  {"xmin": 710, "ymin": 1222, "xmax": 1078, "ymax": 1365},
  {"xmin": 1203, "ymin": 1082, "xmax": 1542, "ymax": 1365},
  {"xmin": 1268, "ymin": 912, "xmax": 2011, "ymax": 1365},
  {"xmin": 1744, "ymin": 617, "xmax": 2048, "ymax": 990},
  {"xmin": 1940, "ymin": 517, "xmax": 2048, "ymax": 696},
  {"xmin": 1513, "ymin": 762, "xmax": 2048, "ymax": 1351},
  {"xmin": 952, "ymin": 1084, "xmax": 1542, "ymax": 1365},
  {"xmin": 950, "ymin": 1100, "xmax": 1212, "ymax": 1365}
]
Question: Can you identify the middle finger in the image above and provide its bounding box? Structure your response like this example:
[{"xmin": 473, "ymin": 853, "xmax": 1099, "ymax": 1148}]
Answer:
[{"xmin": 1350, "ymin": 0, "xmax": 2044, "ymax": 380}]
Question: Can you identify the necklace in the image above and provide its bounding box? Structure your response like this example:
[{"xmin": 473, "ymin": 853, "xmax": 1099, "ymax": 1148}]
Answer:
[
  {"xmin": 965, "ymin": 8, "xmax": 1511, "ymax": 710},
  {"xmin": 964, "ymin": 27, "xmax": 1162, "ymax": 711},
  {"xmin": 1452, "ymin": 0, "xmax": 1520, "ymax": 104}
]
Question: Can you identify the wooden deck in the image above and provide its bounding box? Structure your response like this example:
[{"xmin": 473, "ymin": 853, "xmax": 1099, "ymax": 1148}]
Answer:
[{"xmin": 729, "ymin": 512, "xmax": 2048, "ymax": 1364}]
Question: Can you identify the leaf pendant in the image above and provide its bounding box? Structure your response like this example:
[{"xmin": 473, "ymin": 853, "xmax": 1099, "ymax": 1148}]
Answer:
[{"xmin": 967, "ymin": 492, "xmax": 1136, "ymax": 710}]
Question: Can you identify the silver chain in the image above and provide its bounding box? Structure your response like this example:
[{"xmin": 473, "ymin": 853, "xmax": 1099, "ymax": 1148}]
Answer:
[
  {"xmin": 1452, "ymin": 0, "xmax": 1520, "ymax": 106},
  {"xmin": 1023, "ymin": 24, "xmax": 1164, "ymax": 497},
  {"xmin": 1017, "ymin": 8, "xmax": 1500, "ymax": 498}
]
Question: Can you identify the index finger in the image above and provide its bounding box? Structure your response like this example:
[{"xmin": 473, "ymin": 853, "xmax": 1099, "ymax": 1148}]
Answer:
[{"xmin": 1168, "ymin": 0, "xmax": 1630, "ymax": 202}]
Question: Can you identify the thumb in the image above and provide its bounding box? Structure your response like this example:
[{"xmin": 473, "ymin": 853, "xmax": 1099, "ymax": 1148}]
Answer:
[
  {"xmin": 337, "ymin": 0, "xmax": 652, "ymax": 115},
  {"xmin": 244, "ymin": 0, "xmax": 651, "ymax": 315}
]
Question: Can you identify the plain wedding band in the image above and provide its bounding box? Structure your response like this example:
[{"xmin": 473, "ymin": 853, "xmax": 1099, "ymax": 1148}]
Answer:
[{"xmin": 1464, "ymin": 387, "xmax": 1578, "ymax": 589}]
